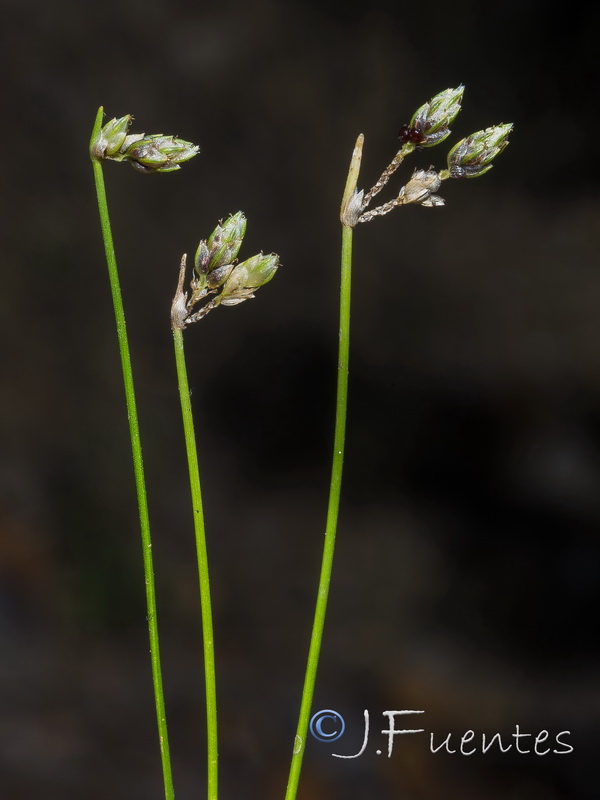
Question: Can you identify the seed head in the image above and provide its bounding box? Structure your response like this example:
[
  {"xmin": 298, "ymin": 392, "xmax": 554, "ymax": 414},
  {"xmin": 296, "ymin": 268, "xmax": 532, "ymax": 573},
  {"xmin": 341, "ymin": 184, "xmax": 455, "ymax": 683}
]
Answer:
[
  {"xmin": 220, "ymin": 253, "xmax": 280, "ymax": 306},
  {"xmin": 446, "ymin": 123, "xmax": 513, "ymax": 178},
  {"xmin": 173, "ymin": 214, "xmax": 280, "ymax": 327},
  {"xmin": 90, "ymin": 110, "xmax": 199, "ymax": 173},
  {"xmin": 401, "ymin": 86, "xmax": 464, "ymax": 148},
  {"xmin": 197, "ymin": 211, "xmax": 247, "ymax": 274},
  {"xmin": 120, "ymin": 133, "xmax": 199, "ymax": 173},
  {"xmin": 90, "ymin": 114, "xmax": 133, "ymax": 160},
  {"xmin": 399, "ymin": 169, "xmax": 444, "ymax": 206}
]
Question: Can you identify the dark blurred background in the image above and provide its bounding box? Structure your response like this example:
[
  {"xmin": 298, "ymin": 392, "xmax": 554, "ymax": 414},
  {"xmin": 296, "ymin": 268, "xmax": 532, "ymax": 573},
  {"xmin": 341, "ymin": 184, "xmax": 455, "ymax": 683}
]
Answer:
[{"xmin": 1, "ymin": 0, "xmax": 599, "ymax": 798}]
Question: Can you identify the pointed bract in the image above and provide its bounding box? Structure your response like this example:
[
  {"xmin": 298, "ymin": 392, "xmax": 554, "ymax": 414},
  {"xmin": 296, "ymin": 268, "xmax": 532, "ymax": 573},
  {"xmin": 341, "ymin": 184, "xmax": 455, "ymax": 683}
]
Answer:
[{"xmin": 194, "ymin": 240, "xmax": 211, "ymax": 275}]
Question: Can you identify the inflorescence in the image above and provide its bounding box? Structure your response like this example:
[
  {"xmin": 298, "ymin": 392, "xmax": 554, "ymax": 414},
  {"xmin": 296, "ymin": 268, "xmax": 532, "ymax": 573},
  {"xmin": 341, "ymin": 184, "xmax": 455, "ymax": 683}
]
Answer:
[{"xmin": 342, "ymin": 86, "xmax": 512, "ymax": 227}]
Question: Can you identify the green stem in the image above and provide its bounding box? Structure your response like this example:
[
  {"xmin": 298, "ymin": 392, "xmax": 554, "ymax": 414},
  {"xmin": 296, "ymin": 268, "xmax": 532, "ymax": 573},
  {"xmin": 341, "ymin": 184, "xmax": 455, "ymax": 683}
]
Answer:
[
  {"xmin": 89, "ymin": 107, "xmax": 174, "ymax": 800},
  {"xmin": 285, "ymin": 136, "xmax": 362, "ymax": 800},
  {"xmin": 172, "ymin": 325, "xmax": 218, "ymax": 800}
]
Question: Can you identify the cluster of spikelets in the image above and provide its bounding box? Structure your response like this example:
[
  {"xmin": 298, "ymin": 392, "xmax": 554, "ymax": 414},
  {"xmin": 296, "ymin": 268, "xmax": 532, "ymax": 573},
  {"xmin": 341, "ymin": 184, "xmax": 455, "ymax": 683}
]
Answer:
[
  {"xmin": 171, "ymin": 212, "xmax": 279, "ymax": 328},
  {"xmin": 343, "ymin": 85, "xmax": 512, "ymax": 226},
  {"xmin": 90, "ymin": 113, "xmax": 199, "ymax": 173},
  {"xmin": 91, "ymin": 87, "xmax": 512, "ymax": 326},
  {"xmin": 90, "ymin": 113, "xmax": 281, "ymax": 325}
]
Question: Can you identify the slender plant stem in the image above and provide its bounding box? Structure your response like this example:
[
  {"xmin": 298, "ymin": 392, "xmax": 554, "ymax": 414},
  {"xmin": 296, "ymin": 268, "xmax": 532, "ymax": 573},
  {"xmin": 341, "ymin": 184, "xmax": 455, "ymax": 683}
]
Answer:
[
  {"xmin": 172, "ymin": 326, "xmax": 218, "ymax": 800},
  {"xmin": 89, "ymin": 107, "xmax": 174, "ymax": 800},
  {"xmin": 285, "ymin": 137, "xmax": 361, "ymax": 800}
]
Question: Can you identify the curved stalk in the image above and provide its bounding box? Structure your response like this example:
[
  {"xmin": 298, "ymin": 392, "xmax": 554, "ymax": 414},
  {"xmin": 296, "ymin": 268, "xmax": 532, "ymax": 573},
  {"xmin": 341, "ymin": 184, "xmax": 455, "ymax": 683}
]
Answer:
[
  {"xmin": 284, "ymin": 135, "xmax": 362, "ymax": 800},
  {"xmin": 172, "ymin": 325, "xmax": 219, "ymax": 800},
  {"xmin": 89, "ymin": 107, "xmax": 174, "ymax": 800}
]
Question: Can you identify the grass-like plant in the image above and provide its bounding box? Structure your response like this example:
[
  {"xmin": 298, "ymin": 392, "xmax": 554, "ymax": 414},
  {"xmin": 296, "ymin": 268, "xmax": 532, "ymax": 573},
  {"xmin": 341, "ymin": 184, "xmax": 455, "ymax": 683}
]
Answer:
[
  {"xmin": 284, "ymin": 87, "xmax": 511, "ymax": 799},
  {"xmin": 170, "ymin": 214, "xmax": 280, "ymax": 800},
  {"xmin": 89, "ymin": 107, "xmax": 200, "ymax": 800},
  {"xmin": 89, "ymin": 88, "xmax": 511, "ymax": 800}
]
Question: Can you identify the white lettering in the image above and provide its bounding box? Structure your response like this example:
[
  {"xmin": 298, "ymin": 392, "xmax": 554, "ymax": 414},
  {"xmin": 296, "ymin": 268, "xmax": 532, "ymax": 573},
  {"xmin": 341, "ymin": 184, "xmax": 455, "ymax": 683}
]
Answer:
[
  {"xmin": 381, "ymin": 710, "xmax": 425, "ymax": 758},
  {"xmin": 553, "ymin": 731, "xmax": 573, "ymax": 754},
  {"xmin": 332, "ymin": 710, "xmax": 369, "ymax": 759}
]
